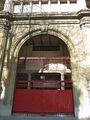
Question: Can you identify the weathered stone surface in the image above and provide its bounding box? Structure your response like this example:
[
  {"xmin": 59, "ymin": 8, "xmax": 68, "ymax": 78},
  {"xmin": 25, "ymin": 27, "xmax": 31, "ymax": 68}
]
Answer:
[{"xmin": 0, "ymin": 8, "xmax": 90, "ymax": 120}]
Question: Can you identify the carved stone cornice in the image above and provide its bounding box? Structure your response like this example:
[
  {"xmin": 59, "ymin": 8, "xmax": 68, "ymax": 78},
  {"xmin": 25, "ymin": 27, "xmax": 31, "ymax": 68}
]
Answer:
[{"xmin": 0, "ymin": 9, "xmax": 90, "ymax": 24}]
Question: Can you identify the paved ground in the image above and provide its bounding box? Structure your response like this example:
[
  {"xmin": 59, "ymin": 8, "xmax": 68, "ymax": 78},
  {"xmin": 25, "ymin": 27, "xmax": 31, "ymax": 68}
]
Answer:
[
  {"xmin": 0, "ymin": 116, "xmax": 78, "ymax": 120},
  {"xmin": 0, "ymin": 115, "xmax": 90, "ymax": 120}
]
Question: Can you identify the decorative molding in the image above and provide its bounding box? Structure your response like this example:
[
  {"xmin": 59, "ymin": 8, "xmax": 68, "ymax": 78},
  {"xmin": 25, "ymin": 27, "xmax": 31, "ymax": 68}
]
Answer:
[{"xmin": 0, "ymin": 9, "xmax": 90, "ymax": 21}]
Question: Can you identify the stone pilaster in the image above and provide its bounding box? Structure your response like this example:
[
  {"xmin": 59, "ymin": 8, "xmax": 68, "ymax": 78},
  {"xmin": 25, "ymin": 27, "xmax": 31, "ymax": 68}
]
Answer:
[
  {"xmin": 0, "ymin": 19, "xmax": 10, "ymax": 81},
  {"xmin": 0, "ymin": 19, "xmax": 11, "ymax": 100}
]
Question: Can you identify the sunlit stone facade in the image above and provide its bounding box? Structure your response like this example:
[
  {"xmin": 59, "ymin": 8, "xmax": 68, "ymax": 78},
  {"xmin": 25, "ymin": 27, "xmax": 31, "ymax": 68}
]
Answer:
[{"xmin": 0, "ymin": 0, "xmax": 90, "ymax": 119}]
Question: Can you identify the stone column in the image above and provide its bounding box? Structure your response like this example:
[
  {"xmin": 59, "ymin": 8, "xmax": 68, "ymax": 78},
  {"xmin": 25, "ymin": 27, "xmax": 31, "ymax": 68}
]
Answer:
[
  {"xmin": 0, "ymin": 27, "xmax": 5, "ymax": 77},
  {"xmin": 0, "ymin": 20, "xmax": 12, "ymax": 102},
  {"xmin": 77, "ymin": 65, "xmax": 90, "ymax": 119},
  {"xmin": 76, "ymin": 18, "xmax": 90, "ymax": 119},
  {"xmin": 0, "ymin": 25, "xmax": 5, "ymax": 97},
  {"xmin": 0, "ymin": 19, "xmax": 10, "ymax": 84},
  {"xmin": 4, "ymin": 57, "xmax": 17, "ymax": 105},
  {"xmin": 0, "ymin": 19, "xmax": 12, "ymax": 117}
]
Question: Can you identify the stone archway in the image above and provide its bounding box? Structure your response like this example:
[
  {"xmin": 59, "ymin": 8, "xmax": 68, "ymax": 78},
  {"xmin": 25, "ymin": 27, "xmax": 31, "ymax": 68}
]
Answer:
[
  {"xmin": 7, "ymin": 26, "xmax": 90, "ymax": 119},
  {"xmin": 12, "ymin": 28, "xmax": 77, "ymax": 59},
  {"xmin": 1, "ymin": 26, "xmax": 82, "ymax": 117},
  {"xmin": 8, "ymin": 28, "xmax": 79, "ymax": 115}
]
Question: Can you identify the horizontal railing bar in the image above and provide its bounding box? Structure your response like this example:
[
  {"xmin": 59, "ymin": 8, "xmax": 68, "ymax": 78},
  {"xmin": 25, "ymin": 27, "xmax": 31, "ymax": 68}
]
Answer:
[
  {"xmin": 18, "ymin": 57, "xmax": 70, "ymax": 60},
  {"xmin": 16, "ymin": 80, "xmax": 72, "ymax": 83}
]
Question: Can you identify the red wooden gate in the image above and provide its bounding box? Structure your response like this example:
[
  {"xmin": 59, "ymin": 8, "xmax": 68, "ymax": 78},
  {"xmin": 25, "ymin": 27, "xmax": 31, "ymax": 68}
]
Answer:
[
  {"xmin": 13, "ymin": 89, "xmax": 73, "ymax": 113},
  {"xmin": 13, "ymin": 57, "xmax": 74, "ymax": 114}
]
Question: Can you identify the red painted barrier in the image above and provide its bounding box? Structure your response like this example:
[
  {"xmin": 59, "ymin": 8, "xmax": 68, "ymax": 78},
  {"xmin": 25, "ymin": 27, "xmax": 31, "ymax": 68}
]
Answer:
[{"xmin": 13, "ymin": 89, "xmax": 74, "ymax": 114}]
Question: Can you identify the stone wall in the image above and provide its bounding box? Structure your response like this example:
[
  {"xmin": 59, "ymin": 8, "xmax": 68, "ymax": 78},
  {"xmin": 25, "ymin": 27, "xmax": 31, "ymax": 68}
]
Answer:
[{"xmin": 0, "ymin": 10, "xmax": 90, "ymax": 119}]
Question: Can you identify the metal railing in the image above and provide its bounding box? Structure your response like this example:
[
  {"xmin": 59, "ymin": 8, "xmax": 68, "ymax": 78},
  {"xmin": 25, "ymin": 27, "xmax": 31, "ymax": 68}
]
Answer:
[{"xmin": 16, "ymin": 79, "xmax": 72, "ymax": 90}]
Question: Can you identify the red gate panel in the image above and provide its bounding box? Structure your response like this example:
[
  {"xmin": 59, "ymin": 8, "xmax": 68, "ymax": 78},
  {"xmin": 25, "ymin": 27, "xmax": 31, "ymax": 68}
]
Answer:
[
  {"xmin": 13, "ymin": 89, "xmax": 74, "ymax": 114},
  {"xmin": 57, "ymin": 90, "xmax": 74, "ymax": 113},
  {"xmin": 42, "ymin": 90, "xmax": 57, "ymax": 113}
]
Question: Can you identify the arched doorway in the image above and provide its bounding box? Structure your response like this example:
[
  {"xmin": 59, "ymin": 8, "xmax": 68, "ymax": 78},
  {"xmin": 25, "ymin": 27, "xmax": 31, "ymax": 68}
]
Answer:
[{"xmin": 13, "ymin": 34, "xmax": 74, "ymax": 115}]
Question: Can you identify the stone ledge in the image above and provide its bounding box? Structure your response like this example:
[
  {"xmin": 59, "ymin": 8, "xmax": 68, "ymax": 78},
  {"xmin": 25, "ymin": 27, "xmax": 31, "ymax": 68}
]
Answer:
[{"xmin": 0, "ymin": 9, "xmax": 90, "ymax": 21}]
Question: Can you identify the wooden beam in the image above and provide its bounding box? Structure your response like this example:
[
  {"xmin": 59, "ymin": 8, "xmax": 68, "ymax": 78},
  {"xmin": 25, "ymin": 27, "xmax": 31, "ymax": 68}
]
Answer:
[
  {"xmin": 13, "ymin": 0, "xmax": 31, "ymax": 5},
  {"xmin": 0, "ymin": 0, "xmax": 5, "ymax": 11},
  {"xmin": 41, "ymin": 0, "xmax": 48, "ymax": 4},
  {"xmin": 51, "ymin": 0, "xmax": 57, "ymax": 3},
  {"xmin": 12, "ymin": 0, "xmax": 77, "ymax": 5},
  {"xmin": 69, "ymin": 0, "xmax": 77, "ymax": 3},
  {"xmin": 31, "ymin": 0, "xmax": 39, "ymax": 4},
  {"xmin": 86, "ymin": 0, "xmax": 90, "ymax": 8},
  {"xmin": 60, "ymin": 0, "xmax": 67, "ymax": 3},
  {"xmin": 12, "ymin": 0, "xmax": 20, "ymax": 5}
]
